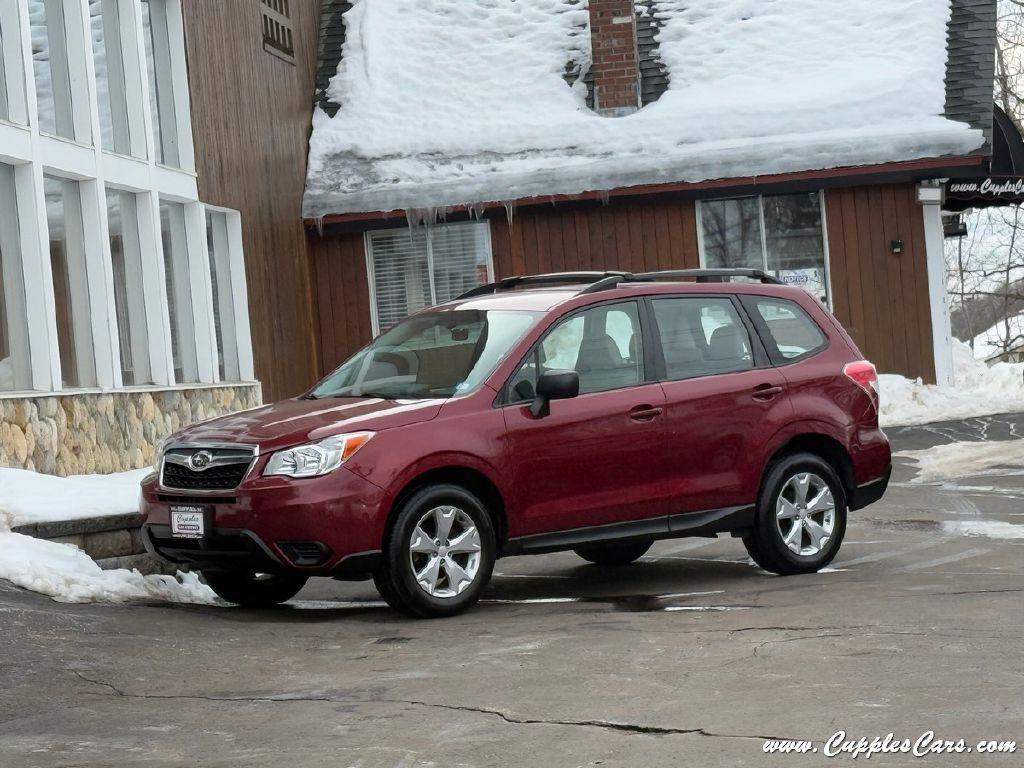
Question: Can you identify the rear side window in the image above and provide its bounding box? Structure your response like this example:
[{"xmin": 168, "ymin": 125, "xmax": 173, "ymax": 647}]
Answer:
[
  {"xmin": 651, "ymin": 297, "xmax": 754, "ymax": 380},
  {"xmin": 752, "ymin": 298, "xmax": 827, "ymax": 360}
]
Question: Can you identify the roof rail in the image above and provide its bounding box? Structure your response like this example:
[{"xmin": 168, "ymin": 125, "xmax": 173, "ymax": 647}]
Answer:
[
  {"xmin": 629, "ymin": 269, "xmax": 783, "ymax": 286},
  {"xmin": 456, "ymin": 268, "xmax": 783, "ymax": 301},
  {"xmin": 457, "ymin": 272, "xmax": 629, "ymax": 300}
]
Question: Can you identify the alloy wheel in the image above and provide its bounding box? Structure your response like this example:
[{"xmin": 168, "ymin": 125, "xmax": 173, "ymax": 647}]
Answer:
[
  {"xmin": 408, "ymin": 505, "xmax": 482, "ymax": 598},
  {"xmin": 775, "ymin": 472, "xmax": 836, "ymax": 557}
]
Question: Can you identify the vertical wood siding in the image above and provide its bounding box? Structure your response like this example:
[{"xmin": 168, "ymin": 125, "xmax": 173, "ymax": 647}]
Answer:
[
  {"xmin": 182, "ymin": 0, "xmax": 322, "ymax": 401},
  {"xmin": 311, "ymin": 186, "xmax": 937, "ymax": 384},
  {"xmin": 825, "ymin": 183, "xmax": 936, "ymax": 383},
  {"xmin": 309, "ymin": 199, "xmax": 700, "ymax": 377}
]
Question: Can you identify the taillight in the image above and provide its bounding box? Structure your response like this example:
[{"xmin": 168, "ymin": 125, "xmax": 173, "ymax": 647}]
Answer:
[{"xmin": 844, "ymin": 360, "xmax": 879, "ymax": 405}]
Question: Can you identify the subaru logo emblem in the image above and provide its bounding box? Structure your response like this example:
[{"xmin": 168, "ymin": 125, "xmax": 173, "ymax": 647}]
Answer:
[{"xmin": 189, "ymin": 450, "xmax": 213, "ymax": 471}]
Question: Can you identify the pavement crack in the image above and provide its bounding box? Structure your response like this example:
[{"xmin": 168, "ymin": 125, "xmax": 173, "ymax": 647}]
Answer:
[{"xmin": 385, "ymin": 699, "xmax": 788, "ymax": 742}]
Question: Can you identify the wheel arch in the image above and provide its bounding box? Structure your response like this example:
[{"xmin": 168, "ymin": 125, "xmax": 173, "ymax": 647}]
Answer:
[
  {"xmin": 384, "ymin": 464, "xmax": 509, "ymax": 555},
  {"xmin": 763, "ymin": 432, "xmax": 856, "ymax": 504}
]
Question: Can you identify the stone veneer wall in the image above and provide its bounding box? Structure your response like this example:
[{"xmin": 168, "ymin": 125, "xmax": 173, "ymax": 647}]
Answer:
[{"xmin": 0, "ymin": 384, "xmax": 262, "ymax": 476}]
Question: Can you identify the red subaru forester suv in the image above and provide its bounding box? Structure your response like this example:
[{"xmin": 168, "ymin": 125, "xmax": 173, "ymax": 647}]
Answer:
[{"xmin": 141, "ymin": 270, "xmax": 891, "ymax": 618}]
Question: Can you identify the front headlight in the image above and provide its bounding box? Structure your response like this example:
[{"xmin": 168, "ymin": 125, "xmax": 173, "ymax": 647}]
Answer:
[{"xmin": 263, "ymin": 432, "xmax": 374, "ymax": 479}]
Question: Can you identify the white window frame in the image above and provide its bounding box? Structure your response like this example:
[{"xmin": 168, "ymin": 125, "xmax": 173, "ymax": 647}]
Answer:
[
  {"xmin": 0, "ymin": 0, "xmax": 253, "ymax": 398},
  {"xmin": 696, "ymin": 190, "xmax": 833, "ymax": 308},
  {"xmin": 364, "ymin": 221, "xmax": 495, "ymax": 336}
]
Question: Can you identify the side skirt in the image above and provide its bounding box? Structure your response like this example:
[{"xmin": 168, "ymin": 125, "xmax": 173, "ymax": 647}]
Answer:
[{"xmin": 505, "ymin": 505, "xmax": 755, "ymax": 556}]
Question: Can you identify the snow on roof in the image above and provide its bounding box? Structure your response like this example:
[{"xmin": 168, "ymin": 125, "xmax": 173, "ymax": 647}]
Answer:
[{"xmin": 303, "ymin": 0, "xmax": 985, "ymax": 218}]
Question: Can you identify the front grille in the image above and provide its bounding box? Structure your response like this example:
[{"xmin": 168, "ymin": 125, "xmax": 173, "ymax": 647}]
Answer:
[{"xmin": 161, "ymin": 446, "xmax": 255, "ymax": 491}]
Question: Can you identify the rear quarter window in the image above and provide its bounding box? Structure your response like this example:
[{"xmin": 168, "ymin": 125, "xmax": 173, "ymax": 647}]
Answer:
[{"xmin": 749, "ymin": 297, "xmax": 827, "ymax": 361}]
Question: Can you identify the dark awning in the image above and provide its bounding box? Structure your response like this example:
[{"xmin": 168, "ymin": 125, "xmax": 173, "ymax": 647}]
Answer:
[{"xmin": 944, "ymin": 105, "xmax": 1024, "ymax": 211}]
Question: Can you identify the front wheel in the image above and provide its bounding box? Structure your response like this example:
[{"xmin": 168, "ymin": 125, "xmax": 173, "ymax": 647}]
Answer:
[
  {"xmin": 743, "ymin": 453, "xmax": 847, "ymax": 575},
  {"xmin": 202, "ymin": 571, "xmax": 307, "ymax": 607},
  {"xmin": 574, "ymin": 540, "xmax": 652, "ymax": 566},
  {"xmin": 374, "ymin": 484, "xmax": 496, "ymax": 618}
]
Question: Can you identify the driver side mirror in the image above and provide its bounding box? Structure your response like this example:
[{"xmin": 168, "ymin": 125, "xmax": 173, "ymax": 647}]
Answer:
[{"xmin": 530, "ymin": 369, "xmax": 580, "ymax": 418}]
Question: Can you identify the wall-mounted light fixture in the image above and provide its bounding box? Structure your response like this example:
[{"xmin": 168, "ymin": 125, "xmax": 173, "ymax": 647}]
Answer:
[{"xmin": 890, "ymin": 239, "xmax": 904, "ymax": 255}]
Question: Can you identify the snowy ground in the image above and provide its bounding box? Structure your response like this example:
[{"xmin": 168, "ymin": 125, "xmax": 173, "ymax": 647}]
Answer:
[
  {"xmin": 0, "ymin": 467, "xmax": 215, "ymax": 605},
  {"xmin": 880, "ymin": 341, "xmax": 1024, "ymax": 427}
]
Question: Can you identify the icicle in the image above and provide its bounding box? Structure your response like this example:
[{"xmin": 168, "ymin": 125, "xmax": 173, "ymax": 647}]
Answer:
[
  {"xmin": 598, "ymin": 189, "xmax": 611, "ymax": 206},
  {"xmin": 314, "ymin": 215, "xmax": 325, "ymax": 237},
  {"xmin": 503, "ymin": 201, "xmax": 516, "ymax": 226}
]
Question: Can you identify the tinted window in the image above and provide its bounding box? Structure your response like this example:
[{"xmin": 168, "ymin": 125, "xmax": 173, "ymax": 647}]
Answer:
[
  {"xmin": 652, "ymin": 298, "xmax": 753, "ymax": 380},
  {"xmin": 754, "ymin": 298, "xmax": 827, "ymax": 359},
  {"xmin": 508, "ymin": 302, "xmax": 644, "ymax": 400}
]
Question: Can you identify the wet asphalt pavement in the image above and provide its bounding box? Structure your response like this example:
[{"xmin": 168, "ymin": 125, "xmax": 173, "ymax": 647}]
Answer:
[{"xmin": 1, "ymin": 416, "xmax": 1022, "ymax": 767}]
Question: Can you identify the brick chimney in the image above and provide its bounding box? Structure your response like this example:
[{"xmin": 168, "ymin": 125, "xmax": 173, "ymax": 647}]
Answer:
[{"xmin": 588, "ymin": 0, "xmax": 641, "ymax": 116}]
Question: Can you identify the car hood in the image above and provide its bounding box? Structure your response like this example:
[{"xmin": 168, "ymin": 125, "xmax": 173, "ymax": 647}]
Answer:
[{"xmin": 171, "ymin": 396, "xmax": 445, "ymax": 453}]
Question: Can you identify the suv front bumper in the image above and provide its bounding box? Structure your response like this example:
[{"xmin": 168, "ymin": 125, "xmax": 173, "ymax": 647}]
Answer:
[{"xmin": 140, "ymin": 466, "xmax": 387, "ymax": 577}]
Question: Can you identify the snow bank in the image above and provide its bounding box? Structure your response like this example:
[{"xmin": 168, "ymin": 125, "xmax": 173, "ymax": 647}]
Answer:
[
  {"xmin": 880, "ymin": 342, "xmax": 1024, "ymax": 427},
  {"xmin": 0, "ymin": 531, "xmax": 215, "ymax": 604},
  {"xmin": 0, "ymin": 467, "xmax": 152, "ymax": 528},
  {"xmin": 897, "ymin": 439, "xmax": 1024, "ymax": 483},
  {"xmin": 0, "ymin": 468, "xmax": 214, "ymax": 604},
  {"xmin": 305, "ymin": 0, "xmax": 982, "ymax": 216}
]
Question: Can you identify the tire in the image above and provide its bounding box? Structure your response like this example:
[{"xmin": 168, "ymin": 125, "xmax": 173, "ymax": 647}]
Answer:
[
  {"xmin": 374, "ymin": 484, "xmax": 497, "ymax": 619},
  {"xmin": 574, "ymin": 540, "xmax": 652, "ymax": 567},
  {"xmin": 743, "ymin": 452, "xmax": 847, "ymax": 575},
  {"xmin": 202, "ymin": 571, "xmax": 308, "ymax": 607}
]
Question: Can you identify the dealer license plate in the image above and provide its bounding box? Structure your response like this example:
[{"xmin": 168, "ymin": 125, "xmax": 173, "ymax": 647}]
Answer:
[{"xmin": 170, "ymin": 505, "xmax": 208, "ymax": 539}]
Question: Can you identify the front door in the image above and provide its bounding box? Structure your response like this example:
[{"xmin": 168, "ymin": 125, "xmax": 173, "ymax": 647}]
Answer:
[
  {"xmin": 501, "ymin": 300, "xmax": 670, "ymax": 537},
  {"xmin": 648, "ymin": 295, "xmax": 792, "ymax": 518}
]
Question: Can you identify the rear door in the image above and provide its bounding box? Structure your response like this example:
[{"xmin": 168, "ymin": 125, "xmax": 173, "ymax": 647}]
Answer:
[
  {"xmin": 648, "ymin": 295, "xmax": 792, "ymax": 519},
  {"xmin": 501, "ymin": 300, "xmax": 671, "ymax": 537}
]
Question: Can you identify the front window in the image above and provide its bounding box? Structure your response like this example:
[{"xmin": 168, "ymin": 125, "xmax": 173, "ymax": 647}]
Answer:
[
  {"xmin": 160, "ymin": 200, "xmax": 196, "ymax": 383},
  {"xmin": 701, "ymin": 192, "xmax": 830, "ymax": 305},
  {"xmin": 312, "ymin": 309, "xmax": 540, "ymax": 400},
  {"xmin": 106, "ymin": 188, "xmax": 151, "ymax": 384},
  {"xmin": 45, "ymin": 175, "xmax": 96, "ymax": 388},
  {"xmin": 508, "ymin": 301, "xmax": 645, "ymax": 400},
  {"xmin": 29, "ymin": 0, "xmax": 88, "ymax": 142},
  {"xmin": 367, "ymin": 222, "xmax": 493, "ymax": 333},
  {"xmin": 0, "ymin": 163, "xmax": 30, "ymax": 391},
  {"xmin": 142, "ymin": 0, "xmax": 179, "ymax": 166},
  {"xmin": 90, "ymin": 0, "xmax": 139, "ymax": 156}
]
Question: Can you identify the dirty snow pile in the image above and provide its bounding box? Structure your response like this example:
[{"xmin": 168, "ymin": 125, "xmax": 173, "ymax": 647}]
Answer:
[
  {"xmin": 879, "ymin": 341, "xmax": 1024, "ymax": 427},
  {"xmin": 305, "ymin": 0, "xmax": 982, "ymax": 216},
  {"xmin": 0, "ymin": 468, "xmax": 214, "ymax": 605},
  {"xmin": 897, "ymin": 439, "xmax": 1024, "ymax": 483}
]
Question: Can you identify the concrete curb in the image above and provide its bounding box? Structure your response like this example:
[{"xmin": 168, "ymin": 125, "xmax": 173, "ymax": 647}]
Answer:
[{"xmin": 11, "ymin": 513, "xmax": 175, "ymax": 574}]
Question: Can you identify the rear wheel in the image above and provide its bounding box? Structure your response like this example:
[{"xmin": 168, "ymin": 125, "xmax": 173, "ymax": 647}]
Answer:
[
  {"xmin": 202, "ymin": 571, "xmax": 307, "ymax": 607},
  {"xmin": 374, "ymin": 484, "xmax": 496, "ymax": 618},
  {"xmin": 574, "ymin": 540, "xmax": 652, "ymax": 567},
  {"xmin": 743, "ymin": 453, "xmax": 847, "ymax": 575}
]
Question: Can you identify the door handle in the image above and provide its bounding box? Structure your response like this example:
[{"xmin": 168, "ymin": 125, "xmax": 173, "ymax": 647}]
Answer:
[
  {"xmin": 629, "ymin": 405, "xmax": 664, "ymax": 422},
  {"xmin": 752, "ymin": 384, "xmax": 784, "ymax": 401}
]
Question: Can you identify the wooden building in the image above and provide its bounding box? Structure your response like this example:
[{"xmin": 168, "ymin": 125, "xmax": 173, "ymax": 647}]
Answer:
[{"xmin": 301, "ymin": 0, "xmax": 1007, "ymax": 389}]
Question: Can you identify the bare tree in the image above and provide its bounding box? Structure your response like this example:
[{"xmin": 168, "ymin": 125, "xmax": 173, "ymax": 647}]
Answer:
[{"xmin": 946, "ymin": 0, "xmax": 1024, "ymax": 360}]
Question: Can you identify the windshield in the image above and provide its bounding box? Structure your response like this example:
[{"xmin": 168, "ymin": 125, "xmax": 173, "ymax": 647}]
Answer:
[{"xmin": 310, "ymin": 309, "xmax": 542, "ymax": 400}]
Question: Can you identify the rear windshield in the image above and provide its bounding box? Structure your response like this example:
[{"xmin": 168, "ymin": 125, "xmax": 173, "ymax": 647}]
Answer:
[{"xmin": 311, "ymin": 309, "xmax": 542, "ymax": 400}]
